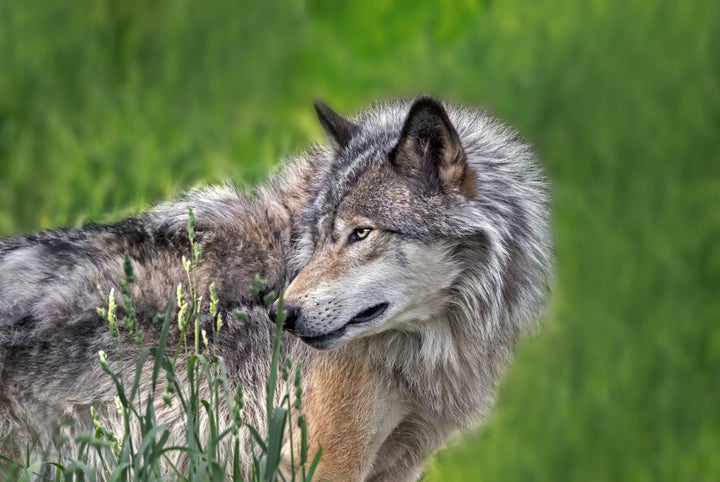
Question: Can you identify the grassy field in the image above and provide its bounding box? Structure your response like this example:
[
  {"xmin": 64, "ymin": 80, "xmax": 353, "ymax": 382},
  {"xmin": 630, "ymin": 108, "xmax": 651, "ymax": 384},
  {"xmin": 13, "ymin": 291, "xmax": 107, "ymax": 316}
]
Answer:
[{"xmin": 1, "ymin": 0, "xmax": 719, "ymax": 480}]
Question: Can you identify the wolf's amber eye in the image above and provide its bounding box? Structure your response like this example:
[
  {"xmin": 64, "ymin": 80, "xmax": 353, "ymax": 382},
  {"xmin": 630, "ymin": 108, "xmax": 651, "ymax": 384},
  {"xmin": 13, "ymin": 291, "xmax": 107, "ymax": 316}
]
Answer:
[{"xmin": 349, "ymin": 227, "xmax": 373, "ymax": 243}]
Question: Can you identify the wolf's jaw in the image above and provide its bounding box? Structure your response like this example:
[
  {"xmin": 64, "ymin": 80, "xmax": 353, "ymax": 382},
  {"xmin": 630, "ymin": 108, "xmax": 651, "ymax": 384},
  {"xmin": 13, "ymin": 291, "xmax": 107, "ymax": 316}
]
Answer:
[{"xmin": 300, "ymin": 327, "xmax": 347, "ymax": 350}]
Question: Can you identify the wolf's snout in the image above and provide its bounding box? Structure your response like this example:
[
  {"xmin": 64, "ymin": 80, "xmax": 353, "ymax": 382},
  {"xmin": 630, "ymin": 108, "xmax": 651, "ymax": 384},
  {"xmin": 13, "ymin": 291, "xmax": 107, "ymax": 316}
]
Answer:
[{"xmin": 269, "ymin": 300, "xmax": 300, "ymax": 331}]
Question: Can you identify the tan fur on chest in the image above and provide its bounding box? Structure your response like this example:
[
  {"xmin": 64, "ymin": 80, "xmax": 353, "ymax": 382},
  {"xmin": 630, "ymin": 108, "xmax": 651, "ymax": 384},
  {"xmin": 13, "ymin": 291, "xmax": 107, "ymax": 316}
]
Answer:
[{"xmin": 287, "ymin": 350, "xmax": 404, "ymax": 481}]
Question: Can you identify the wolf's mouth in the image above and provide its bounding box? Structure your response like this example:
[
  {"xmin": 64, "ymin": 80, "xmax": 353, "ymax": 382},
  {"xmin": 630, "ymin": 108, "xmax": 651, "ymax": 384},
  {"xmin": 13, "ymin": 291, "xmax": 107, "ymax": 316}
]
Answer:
[
  {"xmin": 299, "ymin": 303, "xmax": 390, "ymax": 350},
  {"xmin": 348, "ymin": 302, "xmax": 389, "ymax": 325},
  {"xmin": 300, "ymin": 328, "xmax": 346, "ymax": 350}
]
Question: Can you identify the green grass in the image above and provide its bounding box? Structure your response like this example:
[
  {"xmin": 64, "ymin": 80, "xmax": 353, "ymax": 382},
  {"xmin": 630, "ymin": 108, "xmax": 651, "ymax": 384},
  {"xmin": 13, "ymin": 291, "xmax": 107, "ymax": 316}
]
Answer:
[{"xmin": 1, "ymin": 0, "xmax": 719, "ymax": 480}]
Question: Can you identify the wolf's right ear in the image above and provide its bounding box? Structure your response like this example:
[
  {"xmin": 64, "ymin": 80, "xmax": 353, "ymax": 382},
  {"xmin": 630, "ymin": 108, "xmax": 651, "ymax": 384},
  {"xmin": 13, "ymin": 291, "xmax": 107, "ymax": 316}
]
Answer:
[
  {"xmin": 313, "ymin": 100, "xmax": 359, "ymax": 151},
  {"xmin": 391, "ymin": 96, "xmax": 474, "ymax": 197}
]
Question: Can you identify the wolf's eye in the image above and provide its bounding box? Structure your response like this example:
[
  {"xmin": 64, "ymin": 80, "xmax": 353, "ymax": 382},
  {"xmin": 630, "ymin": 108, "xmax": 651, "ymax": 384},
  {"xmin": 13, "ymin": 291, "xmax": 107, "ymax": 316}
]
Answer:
[{"xmin": 349, "ymin": 227, "xmax": 373, "ymax": 243}]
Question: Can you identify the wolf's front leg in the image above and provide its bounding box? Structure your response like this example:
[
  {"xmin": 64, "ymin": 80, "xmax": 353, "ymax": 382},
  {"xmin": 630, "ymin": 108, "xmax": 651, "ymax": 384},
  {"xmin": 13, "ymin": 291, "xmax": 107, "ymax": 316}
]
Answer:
[
  {"xmin": 286, "ymin": 351, "xmax": 405, "ymax": 481},
  {"xmin": 364, "ymin": 415, "xmax": 454, "ymax": 482},
  {"xmin": 364, "ymin": 449, "xmax": 430, "ymax": 482}
]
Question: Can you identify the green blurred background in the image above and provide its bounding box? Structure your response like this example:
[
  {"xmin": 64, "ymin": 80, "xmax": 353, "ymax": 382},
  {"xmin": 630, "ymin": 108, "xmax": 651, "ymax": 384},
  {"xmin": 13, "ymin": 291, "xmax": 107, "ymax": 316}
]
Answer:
[{"xmin": 1, "ymin": 0, "xmax": 718, "ymax": 480}]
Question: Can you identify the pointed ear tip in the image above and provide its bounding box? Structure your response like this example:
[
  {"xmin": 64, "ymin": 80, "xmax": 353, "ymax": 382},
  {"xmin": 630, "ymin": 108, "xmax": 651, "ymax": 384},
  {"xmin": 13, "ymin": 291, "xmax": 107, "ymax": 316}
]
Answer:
[
  {"xmin": 416, "ymin": 93, "xmax": 438, "ymax": 102},
  {"xmin": 313, "ymin": 99, "xmax": 327, "ymax": 113},
  {"xmin": 409, "ymin": 95, "xmax": 446, "ymax": 115}
]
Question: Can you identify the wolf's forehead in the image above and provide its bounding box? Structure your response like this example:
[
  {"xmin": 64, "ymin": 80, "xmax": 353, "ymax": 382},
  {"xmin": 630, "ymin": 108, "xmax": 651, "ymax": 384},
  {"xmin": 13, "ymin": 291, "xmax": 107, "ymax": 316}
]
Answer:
[
  {"xmin": 310, "ymin": 142, "xmax": 391, "ymax": 216},
  {"xmin": 305, "ymin": 166, "xmax": 440, "ymax": 245},
  {"xmin": 306, "ymin": 162, "xmax": 385, "ymax": 240},
  {"xmin": 310, "ymin": 102, "xmax": 413, "ymax": 211}
]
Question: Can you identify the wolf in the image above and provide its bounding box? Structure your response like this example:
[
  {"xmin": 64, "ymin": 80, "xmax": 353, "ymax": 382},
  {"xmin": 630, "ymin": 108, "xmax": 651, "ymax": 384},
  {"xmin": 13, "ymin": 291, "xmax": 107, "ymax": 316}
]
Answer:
[{"xmin": 0, "ymin": 96, "xmax": 551, "ymax": 481}]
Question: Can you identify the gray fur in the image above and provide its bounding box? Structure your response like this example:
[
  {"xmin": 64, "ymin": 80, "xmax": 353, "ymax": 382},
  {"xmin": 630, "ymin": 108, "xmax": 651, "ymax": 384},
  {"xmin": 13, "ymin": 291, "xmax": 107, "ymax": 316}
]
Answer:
[{"xmin": 0, "ymin": 96, "xmax": 552, "ymax": 481}]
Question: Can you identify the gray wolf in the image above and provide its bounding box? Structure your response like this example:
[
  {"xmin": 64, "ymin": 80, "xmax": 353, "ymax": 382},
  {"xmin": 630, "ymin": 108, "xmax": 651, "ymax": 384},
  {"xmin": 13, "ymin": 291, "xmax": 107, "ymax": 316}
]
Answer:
[{"xmin": 0, "ymin": 96, "xmax": 552, "ymax": 480}]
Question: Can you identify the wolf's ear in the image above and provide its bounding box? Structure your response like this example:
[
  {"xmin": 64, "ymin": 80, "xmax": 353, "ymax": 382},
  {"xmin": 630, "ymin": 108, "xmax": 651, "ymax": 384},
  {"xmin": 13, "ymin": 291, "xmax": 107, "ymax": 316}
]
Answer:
[
  {"xmin": 390, "ymin": 96, "xmax": 475, "ymax": 197},
  {"xmin": 313, "ymin": 100, "xmax": 359, "ymax": 151}
]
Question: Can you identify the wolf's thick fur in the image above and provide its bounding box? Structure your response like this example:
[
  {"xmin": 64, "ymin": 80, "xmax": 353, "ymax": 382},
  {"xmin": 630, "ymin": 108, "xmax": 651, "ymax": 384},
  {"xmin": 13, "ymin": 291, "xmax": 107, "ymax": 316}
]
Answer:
[{"xmin": 0, "ymin": 96, "xmax": 551, "ymax": 481}]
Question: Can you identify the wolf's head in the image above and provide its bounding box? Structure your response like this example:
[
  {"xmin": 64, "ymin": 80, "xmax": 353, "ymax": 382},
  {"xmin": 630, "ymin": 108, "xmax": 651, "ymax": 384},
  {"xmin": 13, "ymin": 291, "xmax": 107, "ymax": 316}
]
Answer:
[{"xmin": 276, "ymin": 96, "xmax": 551, "ymax": 350}]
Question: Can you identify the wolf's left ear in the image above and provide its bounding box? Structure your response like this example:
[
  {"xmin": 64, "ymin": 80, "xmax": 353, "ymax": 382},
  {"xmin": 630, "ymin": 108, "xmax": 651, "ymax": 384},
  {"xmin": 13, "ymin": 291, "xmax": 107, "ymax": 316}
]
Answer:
[
  {"xmin": 314, "ymin": 100, "xmax": 359, "ymax": 151},
  {"xmin": 391, "ymin": 96, "xmax": 475, "ymax": 197}
]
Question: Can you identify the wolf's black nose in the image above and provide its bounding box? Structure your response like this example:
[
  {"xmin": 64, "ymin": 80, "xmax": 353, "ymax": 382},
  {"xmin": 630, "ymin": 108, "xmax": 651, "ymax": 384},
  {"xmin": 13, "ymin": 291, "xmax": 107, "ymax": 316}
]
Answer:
[{"xmin": 270, "ymin": 300, "xmax": 300, "ymax": 331}]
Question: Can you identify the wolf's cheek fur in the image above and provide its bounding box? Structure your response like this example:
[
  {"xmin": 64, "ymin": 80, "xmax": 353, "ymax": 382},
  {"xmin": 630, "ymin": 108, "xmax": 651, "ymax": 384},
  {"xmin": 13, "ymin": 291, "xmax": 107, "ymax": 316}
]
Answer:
[
  {"xmin": 375, "ymin": 242, "xmax": 462, "ymax": 328},
  {"xmin": 283, "ymin": 240, "xmax": 461, "ymax": 343}
]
